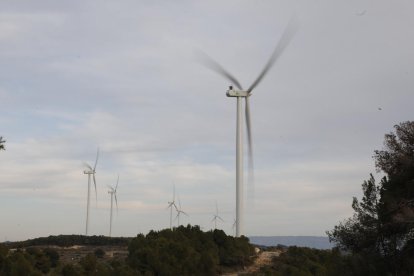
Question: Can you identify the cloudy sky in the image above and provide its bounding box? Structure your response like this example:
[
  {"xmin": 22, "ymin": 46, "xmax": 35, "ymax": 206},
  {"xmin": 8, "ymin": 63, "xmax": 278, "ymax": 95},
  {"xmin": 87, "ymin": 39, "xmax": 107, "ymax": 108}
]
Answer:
[{"xmin": 0, "ymin": 0, "xmax": 413, "ymax": 241}]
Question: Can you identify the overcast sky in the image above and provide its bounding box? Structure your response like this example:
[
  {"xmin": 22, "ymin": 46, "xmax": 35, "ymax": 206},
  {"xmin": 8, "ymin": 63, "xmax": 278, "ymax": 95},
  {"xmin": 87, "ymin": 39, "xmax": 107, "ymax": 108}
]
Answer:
[{"xmin": 1, "ymin": 0, "xmax": 413, "ymax": 241}]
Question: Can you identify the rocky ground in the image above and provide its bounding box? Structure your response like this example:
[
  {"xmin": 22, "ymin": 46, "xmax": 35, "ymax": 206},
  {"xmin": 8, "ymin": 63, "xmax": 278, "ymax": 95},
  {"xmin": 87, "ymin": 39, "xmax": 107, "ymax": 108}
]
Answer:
[{"xmin": 222, "ymin": 248, "xmax": 282, "ymax": 275}]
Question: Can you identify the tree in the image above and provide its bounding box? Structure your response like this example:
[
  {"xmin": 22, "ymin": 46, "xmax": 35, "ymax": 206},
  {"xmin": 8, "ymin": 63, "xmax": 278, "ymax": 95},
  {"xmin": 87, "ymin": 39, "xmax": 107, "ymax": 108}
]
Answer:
[
  {"xmin": 0, "ymin": 136, "xmax": 5, "ymax": 151},
  {"xmin": 327, "ymin": 175, "xmax": 382, "ymax": 253},
  {"xmin": 94, "ymin": 248, "xmax": 105, "ymax": 259},
  {"xmin": 374, "ymin": 121, "xmax": 414, "ymax": 234},
  {"xmin": 327, "ymin": 121, "xmax": 414, "ymax": 274},
  {"xmin": 80, "ymin": 254, "xmax": 97, "ymax": 275}
]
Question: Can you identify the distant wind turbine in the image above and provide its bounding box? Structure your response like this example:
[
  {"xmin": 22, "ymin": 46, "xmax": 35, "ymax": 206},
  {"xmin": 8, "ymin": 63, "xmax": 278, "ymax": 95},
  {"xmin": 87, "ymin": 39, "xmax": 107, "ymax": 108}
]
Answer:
[
  {"xmin": 108, "ymin": 174, "xmax": 119, "ymax": 237},
  {"xmin": 200, "ymin": 17, "xmax": 298, "ymax": 237},
  {"xmin": 211, "ymin": 201, "xmax": 224, "ymax": 230},
  {"xmin": 167, "ymin": 183, "xmax": 178, "ymax": 229},
  {"xmin": 83, "ymin": 148, "xmax": 99, "ymax": 236},
  {"xmin": 175, "ymin": 195, "xmax": 188, "ymax": 226}
]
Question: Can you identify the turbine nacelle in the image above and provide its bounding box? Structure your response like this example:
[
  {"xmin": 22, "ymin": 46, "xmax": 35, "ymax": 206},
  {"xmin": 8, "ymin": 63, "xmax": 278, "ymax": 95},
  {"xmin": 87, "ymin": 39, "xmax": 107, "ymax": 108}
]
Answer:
[{"xmin": 226, "ymin": 87, "xmax": 249, "ymax": 97}]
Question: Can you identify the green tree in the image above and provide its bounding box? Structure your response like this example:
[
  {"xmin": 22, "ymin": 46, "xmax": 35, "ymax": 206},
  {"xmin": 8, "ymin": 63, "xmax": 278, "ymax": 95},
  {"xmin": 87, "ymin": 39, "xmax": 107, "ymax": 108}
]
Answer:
[
  {"xmin": 0, "ymin": 244, "xmax": 9, "ymax": 274},
  {"xmin": 327, "ymin": 121, "xmax": 414, "ymax": 274},
  {"xmin": 61, "ymin": 263, "xmax": 81, "ymax": 276},
  {"xmin": 327, "ymin": 175, "xmax": 383, "ymax": 254},
  {"xmin": 43, "ymin": 248, "xmax": 60, "ymax": 267},
  {"xmin": 0, "ymin": 136, "xmax": 5, "ymax": 151},
  {"xmin": 80, "ymin": 254, "xmax": 97, "ymax": 275},
  {"xmin": 94, "ymin": 248, "xmax": 105, "ymax": 259}
]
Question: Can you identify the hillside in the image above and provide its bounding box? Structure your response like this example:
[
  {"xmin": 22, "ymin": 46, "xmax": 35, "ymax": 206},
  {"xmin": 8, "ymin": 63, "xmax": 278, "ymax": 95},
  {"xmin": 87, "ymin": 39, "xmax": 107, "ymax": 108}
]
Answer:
[{"xmin": 0, "ymin": 225, "xmax": 255, "ymax": 275}]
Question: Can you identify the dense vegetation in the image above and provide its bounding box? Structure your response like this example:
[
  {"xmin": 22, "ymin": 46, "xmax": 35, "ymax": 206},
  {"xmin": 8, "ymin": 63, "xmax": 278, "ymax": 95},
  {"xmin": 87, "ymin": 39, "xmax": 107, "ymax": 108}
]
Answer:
[
  {"xmin": 128, "ymin": 225, "xmax": 254, "ymax": 275},
  {"xmin": 5, "ymin": 235, "xmax": 132, "ymax": 248},
  {"xmin": 326, "ymin": 121, "xmax": 414, "ymax": 275},
  {"xmin": 256, "ymin": 246, "xmax": 392, "ymax": 276},
  {"xmin": 0, "ymin": 225, "xmax": 254, "ymax": 275}
]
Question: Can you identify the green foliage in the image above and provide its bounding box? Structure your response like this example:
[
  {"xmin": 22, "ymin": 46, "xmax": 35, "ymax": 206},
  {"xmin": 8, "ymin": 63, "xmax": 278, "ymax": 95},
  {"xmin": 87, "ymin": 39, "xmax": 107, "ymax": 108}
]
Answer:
[
  {"xmin": 1, "ymin": 226, "xmax": 253, "ymax": 275},
  {"xmin": 259, "ymin": 246, "xmax": 391, "ymax": 276},
  {"xmin": 327, "ymin": 121, "xmax": 414, "ymax": 275},
  {"xmin": 43, "ymin": 248, "xmax": 60, "ymax": 267},
  {"xmin": 80, "ymin": 254, "xmax": 97, "ymax": 275},
  {"xmin": 128, "ymin": 225, "xmax": 254, "ymax": 275},
  {"xmin": 7, "ymin": 251, "xmax": 37, "ymax": 276},
  {"xmin": 61, "ymin": 263, "xmax": 81, "ymax": 276},
  {"xmin": 94, "ymin": 248, "xmax": 105, "ymax": 258},
  {"xmin": 6, "ymin": 235, "xmax": 132, "ymax": 248},
  {"xmin": 0, "ymin": 136, "xmax": 5, "ymax": 151},
  {"xmin": 327, "ymin": 175, "xmax": 383, "ymax": 254},
  {"xmin": 269, "ymin": 247, "xmax": 332, "ymax": 275}
]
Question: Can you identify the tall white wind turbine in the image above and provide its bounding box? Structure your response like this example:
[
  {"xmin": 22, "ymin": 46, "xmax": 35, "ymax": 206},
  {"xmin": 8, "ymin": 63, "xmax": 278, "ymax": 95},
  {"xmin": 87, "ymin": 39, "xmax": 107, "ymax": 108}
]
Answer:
[
  {"xmin": 83, "ymin": 148, "xmax": 99, "ymax": 235},
  {"xmin": 211, "ymin": 201, "xmax": 224, "ymax": 230},
  {"xmin": 108, "ymin": 174, "xmax": 119, "ymax": 237},
  {"xmin": 175, "ymin": 195, "xmax": 188, "ymax": 227},
  {"xmin": 167, "ymin": 184, "xmax": 178, "ymax": 229},
  {"xmin": 200, "ymin": 18, "xmax": 298, "ymax": 237}
]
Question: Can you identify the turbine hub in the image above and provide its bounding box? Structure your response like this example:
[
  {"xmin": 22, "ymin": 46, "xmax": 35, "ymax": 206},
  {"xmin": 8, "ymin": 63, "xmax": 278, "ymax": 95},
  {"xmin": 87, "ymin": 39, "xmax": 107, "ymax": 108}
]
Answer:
[{"xmin": 226, "ymin": 88, "xmax": 249, "ymax": 97}]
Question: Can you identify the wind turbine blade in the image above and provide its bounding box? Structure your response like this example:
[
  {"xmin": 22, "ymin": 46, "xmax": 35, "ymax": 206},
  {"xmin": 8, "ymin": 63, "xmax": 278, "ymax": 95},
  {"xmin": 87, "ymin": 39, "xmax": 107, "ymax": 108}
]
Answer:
[
  {"xmin": 245, "ymin": 97, "xmax": 255, "ymax": 200},
  {"xmin": 182, "ymin": 211, "xmax": 189, "ymax": 217},
  {"xmin": 178, "ymin": 195, "xmax": 182, "ymax": 210},
  {"xmin": 173, "ymin": 182, "xmax": 175, "ymax": 201},
  {"xmin": 197, "ymin": 51, "xmax": 243, "ymax": 90},
  {"xmin": 115, "ymin": 174, "xmax": 119, "ymax": 191},
  {"xmin": 83, "ymin": 162, "xmax": 93, "ymax": 171},
  {"xmin": 247, "ymin": 16, "xmax": 298, "ymax": 92},
  {"xmin": 215, "ymin": 201, "xmax": 218, "ymax": 215},
  {"xmin": 93, "ymin": 174, "xmax": 97, "ymax": 201},
  {"xmin": 94, "ymin": 147, "xmax": 100, "ymax": 171},
  {"xmin": 218, "ymin": 216, "xmax": 224, "ymax": 222},
  {"xmin": 115, "ymin": 193, "xmax": 118, "ymax": 213}
]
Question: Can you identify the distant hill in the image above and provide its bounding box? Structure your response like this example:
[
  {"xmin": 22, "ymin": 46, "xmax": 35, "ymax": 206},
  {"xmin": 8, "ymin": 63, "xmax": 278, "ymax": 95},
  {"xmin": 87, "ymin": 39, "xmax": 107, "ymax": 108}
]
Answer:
[
  {"xmin": 249, "ymin": 236, "xmax": 334, "ymax": 250},
  {"xmin": 3, "ymin": 235, "xmax": 132, "ymax": 248}
]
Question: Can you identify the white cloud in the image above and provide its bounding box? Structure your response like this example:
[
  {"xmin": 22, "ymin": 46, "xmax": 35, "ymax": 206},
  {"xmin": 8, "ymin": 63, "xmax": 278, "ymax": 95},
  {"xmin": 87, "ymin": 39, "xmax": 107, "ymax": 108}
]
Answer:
[{"xmin": 0, "ymin": 0, "xmax": 413, "ymax": 241}]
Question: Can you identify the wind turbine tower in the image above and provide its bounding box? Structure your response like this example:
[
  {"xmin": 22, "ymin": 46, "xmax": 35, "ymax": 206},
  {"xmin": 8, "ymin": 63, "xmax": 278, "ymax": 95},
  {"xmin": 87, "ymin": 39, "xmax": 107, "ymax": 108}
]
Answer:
[
  {"xmin": 201, "ymin": 18, "xmax": 297, "ymax": 237},
  {"xmin": 108, "ymin": 174, "xmax": 119, "ymax": 237},
  {"xmin": 212, "ymin": 201, "xmax": 224, "ymax": 229},
  {"xmin": 167, "ymin": 184, "xmax": 178, "ymax": 229},
  {"xmin": 83, "ymin": 148, "xmax": 99, "ymax": 236},
  {"xmin": 175, "ymin": 196, "xmax": 188, "ymax": 227}
]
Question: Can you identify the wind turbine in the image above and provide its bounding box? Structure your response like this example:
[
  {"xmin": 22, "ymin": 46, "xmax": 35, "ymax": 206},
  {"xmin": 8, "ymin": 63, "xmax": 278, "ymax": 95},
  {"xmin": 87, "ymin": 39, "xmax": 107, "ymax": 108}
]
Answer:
[
  {"xmin": 211, "ymin": 201, "xmax": 224, "ymax": 230},
  {"xmin": 167, "ymin": 183, "xmax": 178, "ymax": 229},
  {"xmin": 108, "ymin": 174, "xmax": 119, "ymax": 237},
  {"xmin": 201, "ymin": 18, "xmax": 298, "ymax": 237},
  {"xmin": 175, "ymin": 195, "xmax": 188, "ymax": 227},
  {"xmin": 83, "ymin": 148, "xmax": 99, "ymax": 236}
]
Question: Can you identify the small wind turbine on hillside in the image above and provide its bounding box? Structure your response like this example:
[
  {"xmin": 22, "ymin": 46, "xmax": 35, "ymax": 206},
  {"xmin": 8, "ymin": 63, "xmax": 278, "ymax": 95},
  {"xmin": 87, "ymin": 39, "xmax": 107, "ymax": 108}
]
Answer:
[
  {"xmin": 108, "ymin": 174, "xmax": 119, "ymax": 237},
  {"xmin": 200, "ymin": 17, "xmax": 298, "ymax": 237},
  {"xmin": 83, "ymin": 148, "xmax": 99, "ymax": 236},
  {"xmin": 211, "ymin": 201, "xmax": 224, "ymax": 230},
  {"xmin": 167, "ymin": 184, "xmax": 178, "ymax": 229},
  {"xmin": 175, "ymin": 195, "xmax": 188, "ymax": 227}
]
